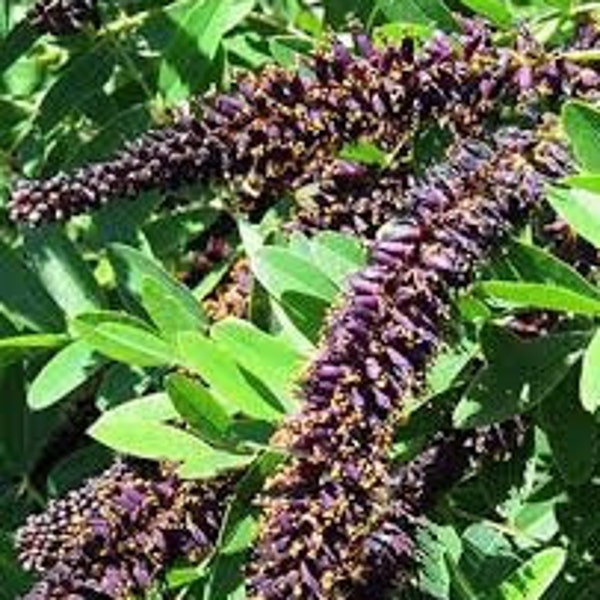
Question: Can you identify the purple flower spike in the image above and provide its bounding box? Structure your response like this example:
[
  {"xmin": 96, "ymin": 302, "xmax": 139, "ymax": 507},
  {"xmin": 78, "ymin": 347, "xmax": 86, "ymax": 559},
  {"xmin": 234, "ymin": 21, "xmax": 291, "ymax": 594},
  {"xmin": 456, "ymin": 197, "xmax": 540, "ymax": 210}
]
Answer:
[
  {"xmin": 17, "ymin": 460, "xmax": 235, "ymax": 599},
  {"xmin": 249, "ymin": 131, "xmax": 565, "ymax": 599},
  {"xmin": 11, "ymin": 20, "xmax": 597, "ymax": 228}
]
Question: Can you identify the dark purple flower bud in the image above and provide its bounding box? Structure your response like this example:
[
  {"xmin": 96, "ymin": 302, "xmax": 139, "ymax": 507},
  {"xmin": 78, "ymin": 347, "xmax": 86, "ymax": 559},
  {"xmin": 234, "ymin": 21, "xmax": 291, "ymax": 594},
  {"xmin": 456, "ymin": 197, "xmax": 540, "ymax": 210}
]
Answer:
[
  {"xmin": 10, "ymin": 21, "xmax": 595, "ymax": 227},
  {"xmin": 353, "ymin": 32, "xmax": 376, "ymax": 58},
  {"xmin": 17, "ymin": 460, "xmax": 235, "ymax": 598},
  {"xmin": 27, "ymin": 0, "xmax": 101, "ymax": 36},
  {"xmin": 249, "ymin": 131, "xmax": 561, "ymax": 599},
  {"xmin": 515, "ymin": 64, "xmax": 534, "ymax": 92}
]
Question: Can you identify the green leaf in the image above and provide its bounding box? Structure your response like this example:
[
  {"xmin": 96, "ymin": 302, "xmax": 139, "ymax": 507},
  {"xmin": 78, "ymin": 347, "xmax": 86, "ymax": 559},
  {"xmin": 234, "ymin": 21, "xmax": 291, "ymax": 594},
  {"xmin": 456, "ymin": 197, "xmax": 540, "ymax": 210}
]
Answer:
[
  {"xmin": 176, "ymin": 451, "xmax": 254, "ymax": 479},
  {"xmin": 491, "ymin": 547, "xmax": 566, "ymax": 600},
  {"xmin": 89, "ymin": 392, "xmax": 253, "ymax": 478},
  {"xmin": 268, "ymin": 35, "xmax": 313, "ymax": 68},
  {"xmin": 423, "ymin": 337, "xmax": 478, "ymax": 400},
  {"xmin": 226, "ymin": 32, "xmax": 272, "ymax": 69},
  {"xmin": 0, "ymin": 21, "xmax": 37, "ymax": 74},
  {"xmin": 89, "ymin": 395, "xmax": 209, "ymax": 458},
  {"xmin": 176, "ymin": 331, "xmax": 285, "ymax": 421},
  {"xmin": 36, "ymin": 42, "xmax": 115, "ymax": 132},
  {"xmin": 166, "ymin": 373, "xmax": 233, "ymax": 445},
  {"xmin": 219, "ymin": 513, "xmax": 258, "ymax": 555},
  {"xmin": 538, "ymin": 367, "xmax": 598, "ymax": 485},
  {"xmin": 562, "ymin": 100, "xmax": 600, "ymax": 172},
  {"xmin": 0, "ymin": 358, "xmax": 60, "ymax": 476},
  {"xmin": 580, "ymin": 329, "xmax": 600, "ymax": 413},
  {"xmin": 66, "ymin": 104, "xmax": 151, "ymax": 169},
  {"xmin": 109, "ymin": 243, "xmax": 206, "ymax": 328},
  {"xmin": 547, "ymin": 187, "xmax": 600, "ymax": 249},
  {"xmin": 495, "ymin": 240, "xmax": 600, "ymax": 300},
  {"xmin": 214, "ymin": 451, "xmax": 285, "ymax": 550},
  {"xmin": 28, "ymin": 340, "xmax": 105, "ymax": 410},
  {"xmin": 324, "ymin": 0, "xmax": 376, "ymax": 28},
  {"xmin": 141, "ymin": 276, "xmax": 204, "ymax": 338},
  {"xmin": 459, "ymin": 523, "xmax": 520, "ymax": 594},
  {"xmin": 377, "ymin": 0, "xmax": 457, "ymax": 32},
  {"xmin": 92, "ymin": 193, "xmax": 161, "ymax": 248},
  {"xmin": 453, "ymin": 326, "xmax": 589, "ymax": 428},
  {"xmin": 70, "ymin": 310, "xmax": 155, "ymax": 339},
  {"xmin": 417, "ymin": 523, "xmax": 464, "ymax": 599},
  {"xmin": 47, "ymin": 444, "xmax": 114, "ymax": 497},
  {"xmin": 0, "ymin": 529, "xmax": 31, "ymax": 597},
  {"xmin": 339, "ymin": 140, "xmax": 390, "ymax": 167},
  {"xmin": 158, "ymin": 0, "xmax": 257, "ymax": 103},
  {"xmin": 92, "ymin": 392, "xmax": 179, "ymax": 422},
  {"xmin": 0, "ymin": 240, "xmax": 64, "ymax": 332},
  {"xmin": 0, "ymin": 333, "xmax": 69, "ymax": 368},
  {"xmin": 144, "ymin": 207, "xmax": 218, "ymax": 260},
  {"xmin": 478, "ymin": 280, "xmax": 600, "ymax": 315},
  {"xmin": 252, "ymin": 246, "xmax": 339, "ymax": 302},
  {"xmin": 24, "ymin": 226, "xmax": 104, "ymax": 318},
  {"xmin": 211, "ymin": 317, "xmax": 305, "ymax": 412},
  {"xmin": 563, "ymin": 173, "xmax": 600, "ymax": 194},
  {"xmin": 512, "ymin": 498, "xmax": 560, "ymax": 546},
  {"xmin": 79, "ymin": 321, "xmax": 174, "ymax": 367},
  {"xmin": 95, "ymin": 363, "xmax": 149, "ymax": 412},
  {"xmin": 458, "ymin": 0, "xmax": 513, "ymax": 27},
  {"xmin": 310, "ymin": 231, "xmax": 367, "ymax": 287}
]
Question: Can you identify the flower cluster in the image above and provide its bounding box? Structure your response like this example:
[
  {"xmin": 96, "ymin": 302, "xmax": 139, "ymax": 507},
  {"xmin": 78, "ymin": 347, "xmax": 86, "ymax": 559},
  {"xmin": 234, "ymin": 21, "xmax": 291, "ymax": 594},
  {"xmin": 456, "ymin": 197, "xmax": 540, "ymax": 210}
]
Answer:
[
  {"xmin": 9, "ymin": 19, "xmax": 598, "ymax": 226},
  {"xmin": 16, "ymin": 420, "xmax": 528, "ymax": 600},
  {"xmin": 290, "ymin": 161, "xmax": 410, "ymax": 239},
  {"xmin": 27, "ymin": 0, "xmax": 100, "ymax": 36},
  {"xmin": 17, "ymin": 460, "xmax": 233, "ymax": 599},
  {"xmin": 352, "ymin": 417, "xmax": 529, "ymax": 598},
  {"xmin": 248, "ymin": 129, "xmax": 562, "ymax": 599}
]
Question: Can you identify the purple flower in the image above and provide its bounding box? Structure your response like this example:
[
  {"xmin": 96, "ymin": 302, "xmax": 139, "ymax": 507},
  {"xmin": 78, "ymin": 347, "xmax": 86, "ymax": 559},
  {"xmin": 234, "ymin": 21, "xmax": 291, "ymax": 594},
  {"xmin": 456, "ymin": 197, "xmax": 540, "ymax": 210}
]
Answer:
[
  {"xmin": 27, "ymin": 0, "xmax": 100, "ymax": 36},
  {"xmin": 10, "ymin": 20, "xmax": 598, "ymax": 227},
  {"xmin": 17, "ymin": 460, "xmax": 234, "ymax": 599},
  {"xmin": 248, "ymin": 131, "xmax": 559, "ymax": 599}
]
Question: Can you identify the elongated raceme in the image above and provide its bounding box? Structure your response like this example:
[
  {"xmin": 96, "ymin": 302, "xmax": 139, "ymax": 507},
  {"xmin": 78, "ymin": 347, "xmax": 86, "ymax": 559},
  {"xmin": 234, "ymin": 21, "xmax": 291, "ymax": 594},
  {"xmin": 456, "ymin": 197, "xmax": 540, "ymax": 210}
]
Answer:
[
  {"xmin": 15, "ymin": 418, "xmax": 528, "ymax": 600},
  {"xmin": 353, "ymin": 417, "xmax": 529, "ymax": 598},
  {"xmin": 16, "ymin": 460, "xmax": 233, "ymax": 599},
  {"xmin": 247, "ymin": 129, "xmax": 565, "ymax": 600},
  {"xmin": 9, "ymin": 18, "xmax": 598, "ymax": 226},
  {"xmin": 27, "ymin": 0, "xmax": 100, "ymax": 36}
]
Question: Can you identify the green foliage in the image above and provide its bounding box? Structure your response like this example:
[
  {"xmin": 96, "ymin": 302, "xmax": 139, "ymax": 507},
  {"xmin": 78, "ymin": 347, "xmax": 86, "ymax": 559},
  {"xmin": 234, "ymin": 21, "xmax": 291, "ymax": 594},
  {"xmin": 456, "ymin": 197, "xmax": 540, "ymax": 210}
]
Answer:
[
  {"xmin": 562, "ymin": 101, "xmax": 600, "ymax": 173},
  {"xmin": 2, "ymin": 1, "xmax": 600, "ymax": 598},
  {"xmin": 27, "ymin": 340, "xmax": 105, "ymax": 410},
  {"xmin": 459, "ymin": 0, "xmax": 513, "ymax": 27},
  {"xmin": 547, "ymin": 187, "xmax": 600, "ymax": 249}
]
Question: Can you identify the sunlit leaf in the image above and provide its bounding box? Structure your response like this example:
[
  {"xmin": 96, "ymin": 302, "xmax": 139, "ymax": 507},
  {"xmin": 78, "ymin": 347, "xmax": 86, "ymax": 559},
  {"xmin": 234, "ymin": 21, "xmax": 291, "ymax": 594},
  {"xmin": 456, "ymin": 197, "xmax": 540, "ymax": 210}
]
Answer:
[
  {"xmin": 478, "ymin": 280, "xmax": 600, "ymax": 315},
  {"xmin": 491, "ymin": 547, "xmax": 566, "ymax": 600},
  {"xmin": 458, "ymin": 0, "xmax": 513, "ymax": 27},
  {"xmin": 176, "ymin": 331, "xmax": 285, "ymax": 421},
  {"xmin": 580, "ymin": 328, "xmax": 600, "ymax": 413},
  {"xmin": 211, "ymin": 317, "xmax": 305, "ymax": 412},
  {"xmin": 547, "ymin": 187, "xmax": 600, "ymax": 249},
  {"xmin": 79, "ymin": 321, "xmax": 174, "ymax": 367},
  {"xmin": 562, "ymin": 100, "xmax": 600, "ymax": 172},
  {"xmin": 28, "ymin": 340, "xmax": 105, "ymax": 410}
]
